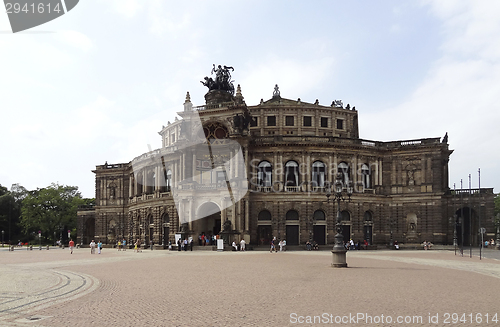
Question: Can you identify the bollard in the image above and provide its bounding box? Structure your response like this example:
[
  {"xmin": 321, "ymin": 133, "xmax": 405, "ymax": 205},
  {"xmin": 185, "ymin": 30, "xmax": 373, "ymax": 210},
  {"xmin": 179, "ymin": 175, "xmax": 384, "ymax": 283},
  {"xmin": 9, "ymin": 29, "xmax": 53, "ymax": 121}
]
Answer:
[
  {"xmin": 46, "ymin": 245, "xmax": 50, "ymax": 250},
  {"xmin": 39, "ymin": 246, "xmax": 42, "ymax": 250},
  {"xmin": 29, "ymin": 245, "xmax": 33, "ymax": 250},
  {"xmin": 10, "ymin": 245, "xmax": 14, "ymax": 251}
]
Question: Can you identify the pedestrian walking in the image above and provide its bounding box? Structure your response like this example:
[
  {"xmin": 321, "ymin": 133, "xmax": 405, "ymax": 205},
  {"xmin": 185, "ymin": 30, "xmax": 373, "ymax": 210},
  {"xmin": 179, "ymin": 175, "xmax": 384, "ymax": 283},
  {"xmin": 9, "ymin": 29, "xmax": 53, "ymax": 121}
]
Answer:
[
  {"xmin": 270, "ymin": 238, "xmax": 276, "ymax": 253},
  {"xmin": 122, "ymin": 239, "xmax": 127, "ymax": 251},
  {"xmin": 240, "ymin": 239, "xmax": 246, "ymax": 251},
  {"xmin": 90, "ymin": 240, "xmax": 96, "ymax": 254},
  {"xmin": 69, "ymin": 239, "xmax": 74, "ymax": 254},
  {"xmin": 97, "ymin": 241, "xmax": 102, "ymax": 254}
]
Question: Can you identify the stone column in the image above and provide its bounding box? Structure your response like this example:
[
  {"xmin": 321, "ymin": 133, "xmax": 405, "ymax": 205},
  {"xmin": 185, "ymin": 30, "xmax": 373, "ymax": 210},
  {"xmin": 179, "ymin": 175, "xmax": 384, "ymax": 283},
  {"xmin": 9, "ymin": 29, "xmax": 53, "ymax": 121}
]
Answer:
[{"xmin": 182, "ymin": 153, "xmax": 186, "ymax": 181}]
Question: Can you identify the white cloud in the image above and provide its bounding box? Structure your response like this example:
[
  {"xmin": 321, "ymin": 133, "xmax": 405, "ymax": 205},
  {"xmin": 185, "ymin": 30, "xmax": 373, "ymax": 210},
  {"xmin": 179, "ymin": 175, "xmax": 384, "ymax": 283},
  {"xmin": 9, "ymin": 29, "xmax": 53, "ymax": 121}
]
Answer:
[
  {"xmin": 106, "ymin": 0, "xmax": 143, "ymax": 18},
  {"xmin": 423, "ymin": 1, "xmax": 500, "ymax": 60},
  {"xmin": 147, "ymin": 1, "xmax": 191, "ymax": 36},
  {"xmin": 57, "ymin": 30, "xmax": 94, "ymax": 51},
  {"xmin": 239, "ymin": 56, "xmax": 336, "ymax": 105},
  {"xmin": 361, "ymin": 1, "xmax": 500, "ymax": 190},
  {"xmin": 68, "ymin": 96, "xmax": 123, "ymax": 143}
]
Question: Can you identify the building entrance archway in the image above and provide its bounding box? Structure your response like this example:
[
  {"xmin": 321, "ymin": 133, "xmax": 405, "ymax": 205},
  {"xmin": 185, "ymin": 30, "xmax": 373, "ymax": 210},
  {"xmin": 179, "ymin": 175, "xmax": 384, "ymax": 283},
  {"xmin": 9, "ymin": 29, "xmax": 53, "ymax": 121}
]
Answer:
[{"xmin": 192, "ymin": 202, "xmax": 222, "ymax": 238}]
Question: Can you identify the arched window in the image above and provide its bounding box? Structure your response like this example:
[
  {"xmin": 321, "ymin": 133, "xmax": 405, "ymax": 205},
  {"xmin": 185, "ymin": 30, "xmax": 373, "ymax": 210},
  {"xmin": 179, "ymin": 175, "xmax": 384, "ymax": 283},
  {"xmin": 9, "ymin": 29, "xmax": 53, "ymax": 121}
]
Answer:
[
  {"xmin": 364, "ymin": 211, "xmax": 373, "ymax": 222},
  {"xmin": 312, "ymin": 161, "xmax": 326, "ymax": 187},
  {"xmin": 285, "ymin": 161, "xmax": 299, "ymax": 187},
  {"xmin": 203, "ymin": 122, "xmax": 229, "ymax": 144},
  {"xmin": 136, "ymin": 172, "xmax": 143, "ymax": 195},
  {"xmin": 337, "ymin": 162, "xmax": 350, "ymax": 187},
  {"xmin": 313, "ymin": 210, "xmax": 326, "ymax": 221},
  {"xmin": 159, "ymin": 169, "xmax": 171, "ymax": 193},
  {"xmin": 286, "ymin": 210, "xmax": 299, "ymax": 220},
  {"xmin": 166, "ymin": 169, "xmax": 172, "ymax": 191},
  {"xmin": 341, "ymin": 210, "xmax": 350, "ymax": 221},
  {"xmin": 148, "ymin": 214, "xmax": 154, "ymax": 225},
  {"xmin": 362, "ymin": 164, "xmax": 371, "ymax": 189},
  {"xmin": 130, "ymin": 174, "xmax": 135, "ymax": 197},
  {"xmin": 162, "ymin": 212, "xmax": 169, "ymax": 224},
  {"xmin": 258, "ymin": 210, "xmax": 272, "ymax": 221},
  {"xmin": 146, "ymin": 171, "xmax": 155, "ymax": 194},
  {"xmin": 257, "ymin": 161, "xmax": 272, "ymax": 187}
]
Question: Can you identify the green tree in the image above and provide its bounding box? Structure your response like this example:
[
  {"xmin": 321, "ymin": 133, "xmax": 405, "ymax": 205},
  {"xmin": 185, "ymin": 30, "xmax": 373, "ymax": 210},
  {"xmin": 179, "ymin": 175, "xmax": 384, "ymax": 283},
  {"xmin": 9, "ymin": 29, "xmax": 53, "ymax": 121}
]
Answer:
[
  {"xmin": 495, "ymin": 194, "xmax": 500, "ymax": 216},
  {"xmin": 20, "ymin": 183, "xmax": 85, "ymax": 244},
  {"xmin": 0, "ymin": 183, "xmax": 26, "ymax": 244}
]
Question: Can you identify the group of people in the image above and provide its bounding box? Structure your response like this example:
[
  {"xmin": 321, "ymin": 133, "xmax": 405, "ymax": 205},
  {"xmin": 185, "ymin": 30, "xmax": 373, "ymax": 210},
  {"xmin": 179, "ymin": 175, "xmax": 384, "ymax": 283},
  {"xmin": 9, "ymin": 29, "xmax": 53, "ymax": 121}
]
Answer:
[
  {"xmin": 89, "ymin": 240, "xmax": 103, "ymax": 254},
  {"xmin": 484, "ymin": 239, "xmax": 496, "ymax": 248},
  {"xmin": 305, "ymin": 240, "xmax": 318, "ymax": 251},
  {"xmin": 197, "ymin": 234, "xmax": 217, "ymax": 246},
  {"xmin": 231, "ymin": 239, "xmax": 246, "ymax": 251},
  {"xmin": 177, "ymin": 238, "xmax": 194, "ymax": 251},
  {"xmin": 422, "ymin": 240, "xmax": 433, "ymax": 250},
  {"xmin": 270, "ymin": 238, "xmax": 286, "ymax": 252},
  {"xmin": 116, "ymin": 239, "xmax": 127, "ymax": 251},
  {"xmin": 344, "ymin": 239, "xmax": 365, "ymax": 250}
]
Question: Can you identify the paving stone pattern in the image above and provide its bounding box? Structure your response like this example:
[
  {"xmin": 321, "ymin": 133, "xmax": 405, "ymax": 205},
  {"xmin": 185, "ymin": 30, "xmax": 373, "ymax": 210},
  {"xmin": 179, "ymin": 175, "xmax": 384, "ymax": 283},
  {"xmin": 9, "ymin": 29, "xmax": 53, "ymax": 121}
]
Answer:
[{"xmin": 1, "ymin": 247, "xmax": 499, "ymax": 326}]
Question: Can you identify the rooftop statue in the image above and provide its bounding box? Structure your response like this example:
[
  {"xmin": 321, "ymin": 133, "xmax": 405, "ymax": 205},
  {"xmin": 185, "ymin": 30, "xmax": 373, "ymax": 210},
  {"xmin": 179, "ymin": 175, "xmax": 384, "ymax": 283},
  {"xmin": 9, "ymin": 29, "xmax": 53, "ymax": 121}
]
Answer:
[
  {"xmin": 201, "ymin": 64, "xmax": 235, "ymax": 95},
  {"xmin": 273, "ymin": 84, "xmax": 281, "ymax": 98}
]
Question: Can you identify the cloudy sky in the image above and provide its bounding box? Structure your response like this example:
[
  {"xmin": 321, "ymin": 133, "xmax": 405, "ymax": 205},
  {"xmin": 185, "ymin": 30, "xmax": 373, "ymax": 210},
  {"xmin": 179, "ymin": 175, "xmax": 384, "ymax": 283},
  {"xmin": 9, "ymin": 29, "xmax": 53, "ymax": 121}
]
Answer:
[{"xmin": 0, "ymin": 0, "xmax": 499, "ymax": 198}]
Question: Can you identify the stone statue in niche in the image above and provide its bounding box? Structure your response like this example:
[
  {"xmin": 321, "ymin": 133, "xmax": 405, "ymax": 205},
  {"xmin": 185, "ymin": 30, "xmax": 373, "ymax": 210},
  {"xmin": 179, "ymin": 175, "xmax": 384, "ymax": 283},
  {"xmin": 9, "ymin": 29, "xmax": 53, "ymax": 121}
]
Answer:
[
  {"xmin": 108, "ymin": 182, "xmax": 117, "ymax": 199},
  {"xmin": 408, "ymin": 169, "xmax": 415, "ymax": 186},
  {"xmin": 223, "ymin": 219, "xmax": 232, "ymax": 232},
  {"xmin": 232, "ymin": 110, "xmax": 253, "ymax": 133}
]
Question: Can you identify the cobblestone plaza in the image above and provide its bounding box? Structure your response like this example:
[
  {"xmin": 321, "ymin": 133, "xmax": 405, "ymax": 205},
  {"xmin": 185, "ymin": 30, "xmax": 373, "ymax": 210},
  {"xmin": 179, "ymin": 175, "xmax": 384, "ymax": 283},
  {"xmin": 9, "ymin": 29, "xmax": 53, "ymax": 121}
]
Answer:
[{"xmin": 1, "ymin": 247, "xmax": 500, "ymax": 326}]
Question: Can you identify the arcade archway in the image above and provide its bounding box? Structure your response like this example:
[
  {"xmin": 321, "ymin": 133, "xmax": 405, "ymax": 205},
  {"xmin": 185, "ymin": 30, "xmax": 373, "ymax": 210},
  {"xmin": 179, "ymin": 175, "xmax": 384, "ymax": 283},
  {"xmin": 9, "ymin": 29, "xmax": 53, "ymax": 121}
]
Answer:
[{"xmin": 192, "ymin": 202, "xmax": 222, "ymax": 238}]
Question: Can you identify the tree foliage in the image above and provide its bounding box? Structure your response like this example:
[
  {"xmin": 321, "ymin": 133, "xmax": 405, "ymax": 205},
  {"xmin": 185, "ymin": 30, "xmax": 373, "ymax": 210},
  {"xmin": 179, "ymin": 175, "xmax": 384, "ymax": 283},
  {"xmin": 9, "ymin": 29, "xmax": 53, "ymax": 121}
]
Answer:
[
  {"xmin": 20, "ymin": 183, "xmax": 85, "ymax": 242},
  {"xmin": 0, "ymin": 184, "xmax": 26, "ymax": 243},
  {"xmin": 495, "ymin": 194, "xmax": 500, "ymax": 216}
]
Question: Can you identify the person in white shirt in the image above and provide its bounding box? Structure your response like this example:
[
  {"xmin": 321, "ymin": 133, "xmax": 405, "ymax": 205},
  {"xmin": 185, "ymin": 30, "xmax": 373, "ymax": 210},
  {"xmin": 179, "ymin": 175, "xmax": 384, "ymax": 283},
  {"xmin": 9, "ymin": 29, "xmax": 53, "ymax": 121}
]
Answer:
[
  {"xmin": 232, "ymin": 241, "xmax": 238, "ymax": 251},
  {"xmin": 240, "ymin": 239, "xmax": 246, "ymax": 251},
  {"xmin": 90, "ymin": 240, "xmax": 96, "ymax": 254}
]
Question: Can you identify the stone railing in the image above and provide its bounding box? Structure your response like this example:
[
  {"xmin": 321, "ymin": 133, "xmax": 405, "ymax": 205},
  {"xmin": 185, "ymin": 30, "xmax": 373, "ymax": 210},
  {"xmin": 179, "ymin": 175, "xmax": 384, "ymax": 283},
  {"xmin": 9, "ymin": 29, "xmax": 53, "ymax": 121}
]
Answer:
[
  {"xmin": 447, "ymin": 188, "xmax": 494, "ymax": 195},
  {"xmin": 253, "ymin": 136, "xmax": 442, "ymax": 149}
]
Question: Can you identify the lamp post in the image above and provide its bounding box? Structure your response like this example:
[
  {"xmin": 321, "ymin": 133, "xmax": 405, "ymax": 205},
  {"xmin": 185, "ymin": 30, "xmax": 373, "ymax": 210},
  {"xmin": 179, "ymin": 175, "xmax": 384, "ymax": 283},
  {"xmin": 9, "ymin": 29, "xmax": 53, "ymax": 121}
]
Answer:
[
  {"xmin": 1, "ymin": 230, "xmax": 4, "ymax": 247},
  {"xmin": 326, "ymin": 172, "xmax": 352, "ymax": 268}
]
